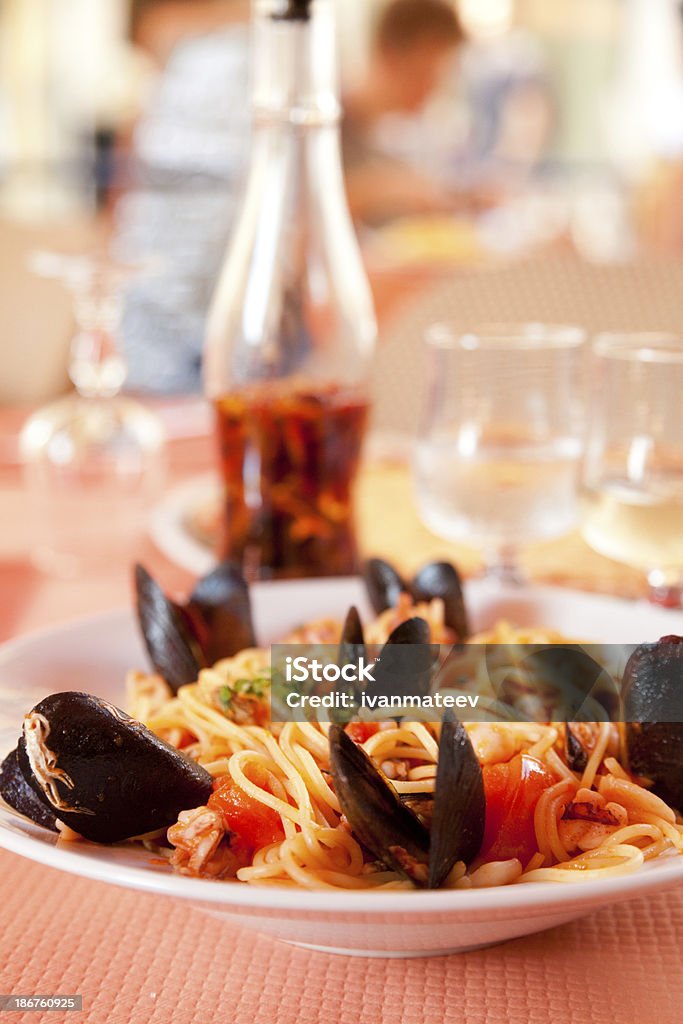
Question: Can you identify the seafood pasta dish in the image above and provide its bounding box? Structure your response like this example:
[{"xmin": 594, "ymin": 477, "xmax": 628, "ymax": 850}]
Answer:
[{"xmin": 2, "ymin": 559, "xmax": 682, "ymax": 892}]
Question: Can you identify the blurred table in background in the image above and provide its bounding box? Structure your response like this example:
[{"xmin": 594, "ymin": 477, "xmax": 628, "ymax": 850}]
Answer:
[
  {"xmin": 6, "ymin": 244, "xmax": 682, "ymax": 635},
  {"xmin": 372, "ymin": 254, "xmax": 683, "ymax": 435},
  {"xmin": 358, "ymin": 460, "xmax": 650, "ymax": 600},
  {"xmin": 0, "ymin": 396, "xmax": 653, "ymax": 645}
]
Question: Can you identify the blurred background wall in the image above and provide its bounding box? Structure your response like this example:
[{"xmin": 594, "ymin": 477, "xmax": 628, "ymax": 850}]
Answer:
[
  {"xmin": 3, "ymin": 0, "xmax": 682, "ymax": 219},
  {"xmin": 3, "ymin": 0, "xmax": 683, "ymax": 401}
]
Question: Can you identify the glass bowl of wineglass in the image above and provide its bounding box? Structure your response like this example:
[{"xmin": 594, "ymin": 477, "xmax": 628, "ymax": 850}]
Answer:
[
  {"xmin": 413, "ymin": 322, "xmax": 586, "ymax": 583},
  {"xmin": 20, "ymin": 251, "xmax": 166, "ymax": 577},
  {"xmin": 581, "ymin": 333, "xmax": 683, "ymax": 606}
]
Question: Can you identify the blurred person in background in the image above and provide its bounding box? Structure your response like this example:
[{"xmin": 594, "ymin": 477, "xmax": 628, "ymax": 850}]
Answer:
[
  {"xmin": 459, "ymin": 31, "xmax": 553, "ymax": 191},
  {"xmin": 343, "ymin": 0, "xmax": 466, "ymax": 223},
  {"xmin": 117, "ymin": 0, "xmax": 251, "ymax": 392},
  {"xmin": 130, "ymin": 0, "xmax": 249, "ymax": 66},
  {"xmin": 116, "ymin": 0, "xmax": 476, "ymax": 392}
]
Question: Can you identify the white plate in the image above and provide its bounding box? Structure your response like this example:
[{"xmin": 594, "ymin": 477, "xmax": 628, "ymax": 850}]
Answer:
[
  {"xmin": 1, "ymin": 578, "xmax": 682, "ymax": 957},
  {"xmin": 148, "ymin": 472, "xmax": 218, "ymax": 576}
]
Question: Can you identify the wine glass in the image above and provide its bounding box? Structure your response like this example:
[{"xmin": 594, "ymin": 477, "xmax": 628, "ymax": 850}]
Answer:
[
  {"xmin": 413, "ymin": 322, "xmax": 586, "ymax": 583},
  {"xmin": 581, "ymin": 333, "xmax": 683, "ymax": 606},
  {"xmin": 20, "ymin": 252, "xmax": 166, "ymax": 577}
]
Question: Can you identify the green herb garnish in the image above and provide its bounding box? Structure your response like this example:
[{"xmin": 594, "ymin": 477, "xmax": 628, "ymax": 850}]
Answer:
[{"xmin": 218, "ymin": 673, "xmax": 271, "ymax": 713}]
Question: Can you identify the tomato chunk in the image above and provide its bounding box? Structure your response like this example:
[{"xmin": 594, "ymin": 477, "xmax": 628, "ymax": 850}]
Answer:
[
  {"xmin": 479, "ymin": 754, "xmax": 555, "ymax": 865},
  {"xmin": 345, "ymin": 722, "xmax": 380, "ymax": 744},
  {"xmin": 209, "ymin": 766, "xmax": 285, "ymax": 852}
]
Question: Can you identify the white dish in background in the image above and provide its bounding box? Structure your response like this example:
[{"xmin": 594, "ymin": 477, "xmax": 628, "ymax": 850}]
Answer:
[
  {"xmin": 0, "ymin": 577, "xmax": 682, "ymax": 957},
  {"xmin": 148, "ymin": 471, "xmax": 217, "ymax": 576}
]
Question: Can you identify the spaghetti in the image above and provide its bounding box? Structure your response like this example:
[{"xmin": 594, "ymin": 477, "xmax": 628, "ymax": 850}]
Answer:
[{"xmin": 126, "ymin": 605, "xmax": 683, "ymax": 890}]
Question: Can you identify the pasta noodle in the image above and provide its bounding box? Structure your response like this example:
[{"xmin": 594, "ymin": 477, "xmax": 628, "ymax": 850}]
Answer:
[{"xmin": 127, "ymin": 615, "xmax": 682, "ymax": 891}]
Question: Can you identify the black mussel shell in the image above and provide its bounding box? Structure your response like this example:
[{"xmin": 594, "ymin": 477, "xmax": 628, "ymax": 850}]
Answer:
[
  {"xmin": 411, "ymin": 562, "xmax": 469, "ymax": 641},
  {"xmin": 329, "ymin": 725, "xmax": 430, "ymax": 885},
  {"xmin": 0, "ymin": 746, "xmax": 58, "ymax": 832},
  {"xmin": 187, "ymin": 561, "xmax": 256, "ymax": 664},
  {"xmin": 384, "ymin": 616, "xmax": 431, "ymax": 648},
  {"xmin": 362, "ymin": 558, "xmax": 407, "ymax": 615},
  {"xmin": 135, "ymin": 565, "xmax": 205, "ymax": 694},
  {"xmin": 428, "ymin": 711, "xmax": 485, "ymax": 888},
  {"xmin": 337, "ymin": 606, "xmax": 367, "ymax": 711},
  {"xmin": 622, "ymin": 636, "xmax": 683, "ymax": 722},
  {"xmin": 565, "ymin": 725, "xmax": 588, "ymax": 773},
  {"xmin": 363, "ymin": 557, "xmax": 470, "ymax": 641},
  {"xmin": 16, "ymin": 692, "xmax": 213, "ymax": 843},
  {"xmin": 338, "ymin": 606, "xmax": 366, "ymax": 667},
  {"xmin": 367, "ymin": 617, "xmax": 438, "ymax": 705},
  {"xmin": 623, "ymin": 636, "xmax": 683, "ymax": 811}
]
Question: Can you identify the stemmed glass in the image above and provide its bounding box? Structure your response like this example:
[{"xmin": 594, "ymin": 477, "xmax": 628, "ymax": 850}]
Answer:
[
  {"xmin": 581, "ymin": 333, "xmax": 683, "ymax": 606},
  {"xmin": 20, "ymin": 252, "xmax": 166, "ymax": 577},
  {"xmin": 413, "ymin": 322, "xmax": 586, "ymax": 583}
]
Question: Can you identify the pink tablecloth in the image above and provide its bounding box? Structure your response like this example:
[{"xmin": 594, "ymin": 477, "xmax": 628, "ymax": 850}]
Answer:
[
  {"xmin": 2, "ymin": 847, "xmax": 683, "ymax": 1024},
  {"xmin": 2, "ymin": 409, "xmax": 683, "ymax": 1024}
]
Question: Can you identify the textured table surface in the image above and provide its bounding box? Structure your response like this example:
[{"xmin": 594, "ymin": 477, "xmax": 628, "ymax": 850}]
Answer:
[{"xmin": 2, "ymin": 847, "xmax": 683, "ymax": 1024}]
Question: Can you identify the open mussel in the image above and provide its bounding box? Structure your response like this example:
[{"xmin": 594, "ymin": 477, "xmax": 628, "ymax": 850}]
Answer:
[
  {"xmin": 363, "ymin": 557, "xmax": 469, "ymax": 640},
  {"xmin": 13, "ymin": 692, "xmax": 212, "ymax": 843},
  {"xmin": 329, "ymin": 710, "xmax": 485, "ymax": 888},
  {"xmin": 329, "ymin": 724, "xmax": 430, "ymax": 884},
  {"xmin": 622, "ymin": 635, "xmax": 683, "ymax": 812},
  {"xmin": 135, "ymin": 561, "xmax": 256, "ymax": 693}
]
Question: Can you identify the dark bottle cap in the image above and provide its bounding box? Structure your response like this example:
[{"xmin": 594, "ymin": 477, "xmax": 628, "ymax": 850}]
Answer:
[{"xmin": 273, "ymin": 0, "xmax": 312, "ymax": 21}]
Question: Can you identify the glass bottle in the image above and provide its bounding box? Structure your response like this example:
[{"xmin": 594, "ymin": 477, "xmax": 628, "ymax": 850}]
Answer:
[{"xmin": 204, "ymin": 0, "xmax": 377, "ymax": 580}]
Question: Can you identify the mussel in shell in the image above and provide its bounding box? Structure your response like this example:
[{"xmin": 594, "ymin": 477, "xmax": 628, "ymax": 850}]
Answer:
[
  {"xmin": 363, "ymin": 558, "xmax": 469, "ymax": 640},
  {"xmin": 0, "ymin": 747, "xmax": 58, "ymax": 832},
  {"xmin": 329, "ymin": 724, "xmax": 430, "ymax": 884},
  {"xmin": 11, "ymin": 692, "xmax": 212, "ymax": 843},
  {"xmin": 135, "ymin": 561, "xmax": 256, "ymax": 693},
  {"xmin": 622, "ymin": 635, "xmax": 683, "ymax": 813},
  {"xmin": 329, "ymin": 710, "xmax": 485, "ymax": 888}
]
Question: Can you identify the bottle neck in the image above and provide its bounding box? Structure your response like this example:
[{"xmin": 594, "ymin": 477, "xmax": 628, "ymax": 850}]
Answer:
[{"xmin": 250, "ymin": 0, "xmax": 340, "ymax": 127}]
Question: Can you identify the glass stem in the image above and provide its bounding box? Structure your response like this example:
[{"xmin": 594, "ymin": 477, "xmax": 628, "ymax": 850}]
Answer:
[{"xmin": 485, "ymin": 544, "xmax": 525, "ymax": 586}]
